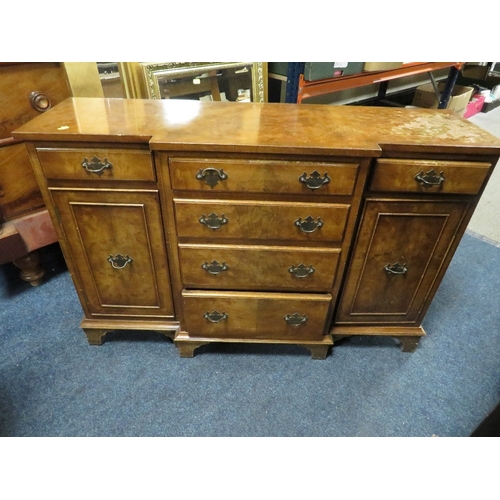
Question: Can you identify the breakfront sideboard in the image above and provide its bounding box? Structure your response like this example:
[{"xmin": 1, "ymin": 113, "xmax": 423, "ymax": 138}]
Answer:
[{"xmin": 13, "ymin": 98, "xmax": 500, "ymax": 359}]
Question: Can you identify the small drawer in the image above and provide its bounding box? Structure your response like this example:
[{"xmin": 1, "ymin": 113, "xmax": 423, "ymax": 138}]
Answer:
[
  {"xmin": 169, "ymin": 157, "xmax": 359, "ymax": 195},
  {"xmin": 174, "ymin": 199, "xmax": 350, "ymax": 243},
  {"xmin": 370, "ymin": 159, "xmax": 491, "ymax": 195},
  {"xmin": 178, "ymin": 243, "xmax": 341, "ymax": 292},
  {"xmin": 182, "ymin": 290, "xmax": 331, "ymax": 341},
  {"xmin": 36, "ymin": 148, "xmax": 155, "ymax": 181}
]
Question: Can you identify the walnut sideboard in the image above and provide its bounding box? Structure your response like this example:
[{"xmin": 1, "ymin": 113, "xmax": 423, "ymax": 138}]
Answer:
[{"xmin": 13, "ymin": 98, "xmax": 500, "ymax": 359}]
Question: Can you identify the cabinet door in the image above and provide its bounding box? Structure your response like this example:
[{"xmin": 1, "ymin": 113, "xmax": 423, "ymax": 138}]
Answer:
[
  {"xmin": 335, "ymin": 199, "xmax": 469, "ymax": 324},
  {"xmin": 50, "ymin": 188, "xmax": 174, "ymax": 318}
]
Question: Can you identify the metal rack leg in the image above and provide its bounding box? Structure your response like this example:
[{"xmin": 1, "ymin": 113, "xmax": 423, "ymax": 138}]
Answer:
[
  {"xmin": 285, "ymin": 63, "xmax": 305, "ymax": 103},
  {"xmin": 438, "ymin": 66, "xmax": 460, "ymax": 109}
]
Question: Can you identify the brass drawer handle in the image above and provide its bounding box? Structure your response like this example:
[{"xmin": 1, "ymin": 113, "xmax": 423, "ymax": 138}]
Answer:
[
  {"xmin": 196, "ymin": 167, "xmax": 228, "ymax": 188},
  {"xmin": 29, "ymin": 91, "xmax": 52, "ymax": 112},
  {"xmin": 294, "ymin": 216, "xmax": 323, "ymax": 233},
  {"xmin": 289, "ymin": 263, "xmax": 315, "ymax": 278},
  {"xmin": 82, "ymin": 156, "xmax": 113, "ymax": 175},
  {"xmin": 299, "ymin": 170, "xmax": 330, "ymax": 190},
  {"xmin": 199, "ymin": 212, "xmax": 228, "ymax": 230},
  {"xmin": 414, "ymin": 169, "xmax": 445, "ymax": 187},
  {"xmin": 384, "ymin": 262, "xmax": 407, "ymax": 275},
  {"xmin": 107, "ymin": 253, "xmax": 133, "ymax": 269},
  {"xmin": 203, "ymin": 311, "xmax": 228, "ymax": 323},
  {"xmin": 202, "ymin": 260, "xmax": 229, "ymax": 275},
  {"xmin": 284, "ymin": 312, "xmax": 308, "ymax": 327}
]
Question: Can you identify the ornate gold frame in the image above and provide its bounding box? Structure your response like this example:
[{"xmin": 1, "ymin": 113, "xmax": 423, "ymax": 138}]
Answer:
[{"xmin": 139, "ymin": 62, "xmax": 267, "ymax": 102}]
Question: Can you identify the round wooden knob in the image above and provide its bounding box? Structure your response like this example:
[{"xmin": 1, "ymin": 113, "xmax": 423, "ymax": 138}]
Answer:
[{"xmin": 29, "ymin": 91, "xmax": 52, "ymax": 112}]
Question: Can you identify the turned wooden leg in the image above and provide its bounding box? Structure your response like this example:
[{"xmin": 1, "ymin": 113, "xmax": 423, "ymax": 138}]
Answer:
[
  {"xmin": 397, "ymin": 336, "xmax": 421, "ymax": 352},
  {"xmin": 13, "ymin": 251, "xmax": 45, "ymax": 286},
  {"xmin": 84, "ymin": 328, "xmax": 111, "ymax": 345},
  {"xmin": 298, "ymin": 344, "xmax": 330, "ymax": 360},
  {"xmin": 175, "ymin": 341, "xmax": 209, "ymax": 358}
]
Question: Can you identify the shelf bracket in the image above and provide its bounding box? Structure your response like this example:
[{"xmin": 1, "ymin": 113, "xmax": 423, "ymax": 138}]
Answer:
[{"xmin": 429, "ymin": 72, "xmax": 441, "ymax": 102}]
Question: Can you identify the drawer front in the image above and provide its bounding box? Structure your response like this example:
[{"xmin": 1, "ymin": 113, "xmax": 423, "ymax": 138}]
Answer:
[
  {"xmin": 37, "ymin": 148, "xmax": 155, "ymax": 181},
  {"xmin": 174, "ymin": 199, "xmax": 350, "ymax": 242},
  {"xmin": 370, "ymin": 159, "xmax": 491, "ymax": 195},
  {"xmin": 182, "ymin": 290, "xmax": 331, "ymax": 341},
  {"xmin": 169, "ymin": 157, "xmax": 359, "ymax": 195},
  {"xmin": 178, "ymin": 243, "xmax": 340, "ymax": 292}
]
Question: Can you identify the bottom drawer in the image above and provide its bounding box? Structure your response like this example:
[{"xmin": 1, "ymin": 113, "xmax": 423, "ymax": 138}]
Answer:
[{"xmin": 182, "ymin": 290, "xmax": 331, "ymax": 341}]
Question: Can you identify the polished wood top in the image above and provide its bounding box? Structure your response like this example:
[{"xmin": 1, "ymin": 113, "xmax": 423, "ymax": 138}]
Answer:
[{"xmin": 12, "ymin": 98, "xmax": 500, "ymax": 156}]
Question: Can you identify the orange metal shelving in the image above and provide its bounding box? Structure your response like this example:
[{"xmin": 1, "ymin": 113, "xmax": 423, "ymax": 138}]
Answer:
[{"xmin": 296, "ymin": 62, "xmax": 464, "ymax": 103}]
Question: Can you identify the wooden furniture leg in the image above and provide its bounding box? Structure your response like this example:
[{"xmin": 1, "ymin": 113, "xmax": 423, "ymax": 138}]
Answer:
[
  {"xmin": 175, "ymin": 341, "xmax": 210, "ymax": 358},
  {"xmin": 84, "ymin": 329, "xmax": 110, "ymax": 345},
  {"xmin": 332, "ymin": 326, "xmax": 425, "ymax": 353},
  {"xmin": 84, "ymin": 328, "xmax": 176, "ymax": 346},
  {"xmin": 298, "ymin": 344, "xmax": 331, "ymax": 359},
  {"xmin": 13, "ymin": 250, "xmax": 45, "ymax": 286},
  {"xmin": 396, "ymin": 336, "xmax": 421, "ymax": 352}
]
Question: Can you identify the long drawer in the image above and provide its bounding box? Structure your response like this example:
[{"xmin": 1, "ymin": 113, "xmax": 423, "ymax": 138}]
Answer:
[
  {"xmin": 182, "ymin": 290, "xmax": 332, "ymax": 341},
  {"xmin": 370, "ymin": 158, "xmax": 491, "ymax": 195},
  {"xmin": 178, "ymin": 243, "xmax": 341, "ymax": 292},
  {"xmin": 174, "ymin": 199, "xmax": 350, "ymax": 242},
  {"xmin": 169, "ymin": 157, "xmax": 359, "ymax": 195},
  {"xmin": 36, "ymin": 147, "xmax": 155, "ymax": 182}
]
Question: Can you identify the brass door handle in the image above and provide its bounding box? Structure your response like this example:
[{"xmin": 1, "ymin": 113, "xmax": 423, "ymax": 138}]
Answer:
[
  {"xmin": 107, "ymin": 254, "xmax": 133, "ymax": 269},
  {"xmin": 196, "ymin": 167, "xmax": 228, "ymax": 188},
  {"xmin": 384, "ymin": 262, "xmax": 407, "ymax": 275},
  {"xmin": 299, "ymin": 170, "xmax": 330, "ymax": 190}
]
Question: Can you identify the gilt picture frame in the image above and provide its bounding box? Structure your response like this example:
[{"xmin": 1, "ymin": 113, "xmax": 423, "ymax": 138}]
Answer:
[{"xmin": 140, "ymin": 62, "xmax": 267, "ymax": 102}]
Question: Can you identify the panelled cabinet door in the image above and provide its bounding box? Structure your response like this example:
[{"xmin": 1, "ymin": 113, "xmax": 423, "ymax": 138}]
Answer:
[
  {"xmin": 335, "ymin": 199, "xmax": 469, "ymax": 324},
  {"xmin": 49, "ymin": 188, "xmax": 175, "ymax": 318}
]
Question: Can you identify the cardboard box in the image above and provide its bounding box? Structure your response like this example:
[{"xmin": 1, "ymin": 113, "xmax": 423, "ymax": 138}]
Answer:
[
  {"xmin": 412, "ymin": 83, "xmax": 474, "ymax": 116},
  {"xmin": 462, "ymin": 64, "xmax": 490, "ymax": 81},
  {"xmin": 363, "ymin": 62, "xmax": 403, "ymax": 72},
  {"xmin": 268, "ymin": 62, "xmax": 289, "ymax": 77},
  {"xmin": 463, "ymin": 95, "xmax": 485, "ymax": 118},
  {"xmin": 303, "ymin": 62, "xmax": 364, "ymax": 81}
]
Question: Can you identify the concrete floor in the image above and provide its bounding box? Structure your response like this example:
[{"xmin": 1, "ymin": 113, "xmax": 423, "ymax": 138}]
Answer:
[{"xmin": 467, "ymin": 106, "xmax": 500, "ymax": 246}]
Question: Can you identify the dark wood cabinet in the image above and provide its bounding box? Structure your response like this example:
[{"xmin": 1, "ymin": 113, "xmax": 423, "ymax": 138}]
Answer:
[
  {"xmin": 0, "ymin": 63, "xmax": 105, "ymax": 284},
  {"xmin": 12, "ymin": 98, "xmax": 500, "ymax": 358},
  {"xmin": 0, "ymin": 63, "xmax": 71, "ymax": 284}
]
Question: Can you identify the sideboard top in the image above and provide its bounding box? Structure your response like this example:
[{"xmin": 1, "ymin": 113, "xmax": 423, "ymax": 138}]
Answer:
[{"xmin": 12, "ymin": 98, "xmax": 500, "ymax": 156}]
